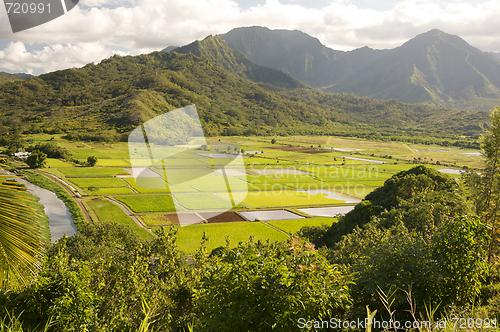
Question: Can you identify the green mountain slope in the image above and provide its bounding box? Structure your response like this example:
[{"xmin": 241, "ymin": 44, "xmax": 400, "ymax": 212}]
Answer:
[
  {"xmin": 0, "ymin": 51, "xmax": 488, "ymax": 146},
  {"xmin": 169, "ymin": 35, "xmax": 308, "ymax": 89},
  {"xmin": 0, "ymin": 72, "xmax": 33, "ymax": 85},
  {"xmin": 220, "ymin": 26, "xmax": 348, "ymax": 88},
  {"xmin": 328, "ymin": 29, "xmax": 500, "ymax": 109},
  {"xmin": 221, "ymin": 27, "xmax": 500, "ymax": 111}
]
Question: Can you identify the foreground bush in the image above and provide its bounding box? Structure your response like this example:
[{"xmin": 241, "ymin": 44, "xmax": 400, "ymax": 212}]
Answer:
[
  {"xmin": 0, "ymin": 224, "xmax": 354, "ymax": 331},
  {"xmin": 194, "ymin": 238, "xmax": 352, "ymax": 331}
]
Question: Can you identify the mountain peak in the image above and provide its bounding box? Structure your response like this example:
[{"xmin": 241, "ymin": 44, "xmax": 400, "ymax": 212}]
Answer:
[
  {"xmin": 427, "ymin": 28, "xmax": 445, "ymax": 36},
  {"xmin": 402, "ymin": 29, "xmax": 469, "ymax": 50},
  {"xmin": 217, "ymin": 26, "xmax": 500, "ymax": 109},
  {"xmin": 173, "ymin": 34, "xmax": 308, "ymax": 89},
  {"xmin": 220, "ymin": 26, "xmax": 343, "ymax": 87}
]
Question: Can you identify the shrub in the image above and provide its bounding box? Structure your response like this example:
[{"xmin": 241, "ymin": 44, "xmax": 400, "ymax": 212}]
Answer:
[
  {"xmin": 25, "ymin": 150, "xmax": 46, "ymax": 169},
  {"xmin": 194, "ymin": 238, "xmax": 352, "ymax": 331}
]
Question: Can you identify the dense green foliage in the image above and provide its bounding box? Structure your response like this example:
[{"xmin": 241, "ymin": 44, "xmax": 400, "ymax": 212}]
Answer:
[
  {"xmin": 196, "ymin": 238, "xmax": 351, "ymax": 331},
  {"xmin": 0, "ymin": 162, "xmax": 498, "ymax": 330},
  {"xmin": 343, "ymin": 215, "xmax": 488, "ymax": 318},
  {"xmin": 0, "ymin": 224, "xmax": 352, "ymax": 331},
  {"xmin": 0, "ymin": 178, "xmax": 48, "ymax": 291},
  {"xmin": 0, "ymin": 49, "xmax": 487, "ymax": 147},
  {"xmin": 0, "ymin": 72, "xmax": 32, "ymax": 85},
  {"xmin": 27, "ymin": 142, "xmax": 71, "ymax": 160},
  {"xmin": 86, "ymin": 156, "xmax": 98, "ymax": 167},
  {"xmin": 25, "ymin": 150, "xmax": 46, "ymax": 169},
  {"xmin": 324, "ymin": 166, "xmax": 460, "ymax": 244},
  {"xmin": 476, "ymin": 106, "xmax": 500, "ymax": 260},
  {"xmin": 289, "ymin": 165, "xmax": 491, "ymax": 319}
]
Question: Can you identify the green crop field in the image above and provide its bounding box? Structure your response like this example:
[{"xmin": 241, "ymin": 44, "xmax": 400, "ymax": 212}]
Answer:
[
  {"xmin": 89, "ymin": 187, "xmax": 135, "ymax": 195},
  {"xmin": 70, "ymin": 177, "xmax": 128, "ymax": 188},
  {"xmin": 170, "ymin": 221, "xmax": 289, "ymax": 254},
  {"xmin": 96, "ymin": 159, "xmax": 131, "ymax": 167},
  {"xmin": 189, "ymin": 180, "xmax": 249, "ymax": 192},
  {"xmin": 139, "ymin": 213, "xmax": 176, "ymax": 226},
  {"xmin": 39, "ymin": 168, "xmax": 66, "ymax": 178},
  {"xmin": 14, "ymin": 134, "xmax": 484, "ymax": 247},
  {"xmin": 124, "ymin": 177, "xmax": 170, "ymax": 193},
  {"xmin": 60, "ymin": 167, "xmax": 129, "ymax": 178},
  {"xmin": 244, "ymin": 157, "xmax": 294, "ymax": 165},
  {"xmin": 70, "ymin": 149, "xmax": 112, "ymax": 159},
  {"xmin": 87, "ymin": 198, "xmax": 152, "ymax": 240},
  {"xmin": 115, "ymin": 194, "xmax": 178, "ymax": 213},
  {"xmin": 268, "ymin": 217, "xmax": 337, "ymax": 235},
  {"xmin": 174, "ymin": 193, "xmax": 234, "ymax": 210},
  {"xmin": 123, "ymin": 178, "xmax": 198, "ymax": 193},
  {"xmin": 228, "ymin": 190, "xmax": 344, "ymax": 208},
  {"xmin": 45, "ymin": 158, "xmax": 74, "ymax": 168}
]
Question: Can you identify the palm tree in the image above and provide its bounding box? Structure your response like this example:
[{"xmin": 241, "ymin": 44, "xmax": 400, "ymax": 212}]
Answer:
[{"xmin": 0, "ymin": 169, "xmax": 45, "ymax": 291}]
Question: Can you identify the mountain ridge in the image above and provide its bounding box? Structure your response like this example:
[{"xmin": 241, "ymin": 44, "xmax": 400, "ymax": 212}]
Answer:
[
  {"xmin": 168, "ymin": 35, "xmax": 308, "ymax": 89},
  {"xmin": 0, "ymin": 71, "xmax": 34, "ymax": 85},
  {"xmin": 0, "ymin": 50, "xmax": 487, "ymax": 146},
  {"xmin": 219, "ymin": 27, "xmax": 500, "ymax": 110}
]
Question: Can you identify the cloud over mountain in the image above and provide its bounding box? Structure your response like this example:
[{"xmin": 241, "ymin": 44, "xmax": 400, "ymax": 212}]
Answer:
[{"xmin": 0, "ymin": 0, "xmax": 499, "ymax": 74}]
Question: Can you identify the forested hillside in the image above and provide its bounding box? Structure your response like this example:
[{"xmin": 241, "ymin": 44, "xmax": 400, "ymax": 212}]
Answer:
[
  {"xmin": 0, "ymin": 50, "xmax": 489, "ymax": 146},
  {"xmin": 0, "ymin": 72, "xmax": 33, "ymax": 85},
  {"xmin": 170, "ymin": 35, "xmax": 307, "ymax": 89}
]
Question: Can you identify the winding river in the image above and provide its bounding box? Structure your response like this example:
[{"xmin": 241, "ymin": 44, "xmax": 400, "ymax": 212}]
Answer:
[
  {"xmin": 18, "ymin": 179, "xmax": 77, "ymax": 243},
  {"xmin": 4, "ymin": 172, "xmax": 78, "ymax": 243}
]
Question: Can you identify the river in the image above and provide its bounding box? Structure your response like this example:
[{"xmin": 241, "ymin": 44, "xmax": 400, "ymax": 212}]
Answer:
[
  {"xmin": 1, "ymin": 168, "xmax": 77, "ymax": 243},
  {"xmin": 17, "ymin": 179, "xmax": 77, "ymax": 243}
]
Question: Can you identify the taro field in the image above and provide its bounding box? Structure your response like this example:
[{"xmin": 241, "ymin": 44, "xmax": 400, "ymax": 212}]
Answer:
[{"xmin": 24, "ymin": 134, "xmax": 483, "ymax": 253}]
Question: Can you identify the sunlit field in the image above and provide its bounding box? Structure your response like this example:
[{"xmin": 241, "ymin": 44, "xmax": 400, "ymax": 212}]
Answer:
[{"xmin": 20, "ymin": 134, "xmax": 484, "ymax": 252}]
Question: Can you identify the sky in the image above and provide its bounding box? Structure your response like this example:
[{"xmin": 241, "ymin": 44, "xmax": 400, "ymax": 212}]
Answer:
[{"xmin": 0, "ymin": 0, "xmax": 499, "ymax": 75}]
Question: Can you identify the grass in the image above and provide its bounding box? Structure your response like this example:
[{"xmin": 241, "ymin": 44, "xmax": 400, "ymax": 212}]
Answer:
[
  {"xmin": 87, "ymin": 198, "xmax": 152, "ymax": 240},
  {"xmin": 138, "ymin": 213, "xmax": 176, "ymax": 226},
  {"xmin": 45, "ymin": 158, "xmax": 73, "ymax": 168},
  {"xmin": 96, "ymin": 159, "xmax": 131, "ymax": 167},
  {"xmin": 189, "ymin": 182, "xmax": 249, "ymax": 192},
  {"xmin": 115, "ymin": 194, "xmax": 178, "ymax": 213},
  {"xmin": 268, "ymin": 217, "xmax": 336, "ymax": 234},
  {"xmin": 246, "ymin": 174, "xmax": 320, "ymax": 184},
  {"xmin": 38, "ymin": 168, "xmax": 66, "ymax": 178},
  {"xmin": 124, "ymin": 177, "xmax": 171, "ymax": 193},
  {"xmin": 59, "ymin": 167, "xmax": 129, "ymax": 178},
  {"xmin": 9, "ymin": 134, "xmax": 486, "ymax": 245},
  {"xmin": 70, "ymin": 177, "xmax": 128, "ymax": 188},
  {"xmin": 70, "ymin": 148, "xmax": 111, "ymax": 159},
  {"xmin": 88, "ymin": 187, "xmax": 135, "ymax": 195},
  {"xmin": 232, "ymin": 190, "xmax": 344, "ymax": 208},
  {"xmin": 171, "ymin": 221, "xmax": 289, "ymax": 254},
  {"xmin": 244, "ymin": 157, "xmax": 295, "ymax": 165},
  {"xmin": 163, "ymin": 158, "xmax": 207, "ymax": 166},
  {"xmin": 174, "ymin": 193, "xmax": 234, "ymax": 210}
]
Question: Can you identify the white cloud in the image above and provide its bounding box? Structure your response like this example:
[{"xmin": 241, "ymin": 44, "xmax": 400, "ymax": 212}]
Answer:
[
  {"xmin": 0, "ymin": 41, "xmax": 127, "ymax": 74},
  {"xmin": 0, "ymin": 0, "xmax": 499, "ymax": 74}
]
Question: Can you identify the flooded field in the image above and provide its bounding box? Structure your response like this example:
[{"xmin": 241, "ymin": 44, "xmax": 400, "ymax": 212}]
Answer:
[
  {"xmin": 298, "ymin": 206, "xmax": 356, "ymax": 217},
  {"xmin": 200, "ymin": 211, "xmax": 248, "ymax": 223},
  {"xmin": 294, "ymin": 189, "xmax": 361, "ymax": 204},
  {"xmin": 240, "ymin": 210, "xmax": 305, "ymax": 221},
  {"xmin": 438, "ymin": 168, "xmax": 464, "ymax": 175}
]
